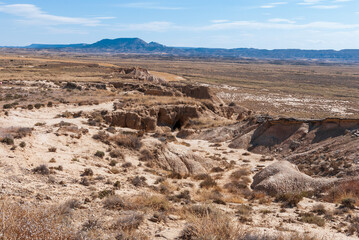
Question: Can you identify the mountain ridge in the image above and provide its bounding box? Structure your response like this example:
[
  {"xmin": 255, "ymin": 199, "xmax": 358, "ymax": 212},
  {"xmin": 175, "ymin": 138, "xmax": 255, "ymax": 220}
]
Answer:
[{"xmin": 6, "ymin": 37, "xmax": 359, "ymax": 61}]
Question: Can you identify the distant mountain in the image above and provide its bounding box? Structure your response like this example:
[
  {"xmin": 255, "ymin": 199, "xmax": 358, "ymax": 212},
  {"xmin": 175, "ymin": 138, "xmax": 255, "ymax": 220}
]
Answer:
[{"xmin": 18, "ymin": 38, "xmax": 359, "ymax": 62}]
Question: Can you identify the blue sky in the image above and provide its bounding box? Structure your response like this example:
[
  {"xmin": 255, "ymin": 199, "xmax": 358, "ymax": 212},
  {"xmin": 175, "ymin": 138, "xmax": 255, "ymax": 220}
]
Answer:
[{"xmin": 0, "ymin": 0, "xmax": 358, "ymax": 49}]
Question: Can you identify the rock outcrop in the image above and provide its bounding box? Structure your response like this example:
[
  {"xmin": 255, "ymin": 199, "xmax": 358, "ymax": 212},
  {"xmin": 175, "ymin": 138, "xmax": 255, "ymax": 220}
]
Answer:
[
  {"xmin": 105, "ymin": 105, "xmax": 203, "ymax": 131},
  {"xmin": 141, "ymin": 139, "xmax": 214, "ymax": 176},
  {"xmin": 251, "ymin": 161, "xmax": 334, "ymax": 196},
  {"xmin": 117, "ymin": 67, "xmax": 165, "ymax": 83}
]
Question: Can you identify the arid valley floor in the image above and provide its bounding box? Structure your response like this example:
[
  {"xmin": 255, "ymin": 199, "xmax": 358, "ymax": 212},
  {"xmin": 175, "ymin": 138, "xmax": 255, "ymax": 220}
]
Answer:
[{"xmin": 0, "ymin": 51, "xmax": 359, "ymax": 240}]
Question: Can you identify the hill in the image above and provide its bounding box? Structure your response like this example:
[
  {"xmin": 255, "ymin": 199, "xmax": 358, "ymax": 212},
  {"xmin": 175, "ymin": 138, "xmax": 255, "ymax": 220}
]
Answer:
[{"xmin": 18, "ymin": 38, "xmax": 359, "ymax": 61}]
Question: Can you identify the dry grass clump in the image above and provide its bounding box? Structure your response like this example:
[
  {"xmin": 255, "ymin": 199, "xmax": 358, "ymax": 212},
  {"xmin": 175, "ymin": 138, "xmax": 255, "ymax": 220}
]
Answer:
[
  {"xmin": 116, "ymin": 230, "xmax": 149, "ymax": 240},
  {"xmin": 230, "ymin": 168, "xmax": 251, "ymax": 180},
  {"xmin": 199, "ymin": 175, "xmax": 217, "ymax": 189},
  {"xmin": 178, "ymin": 207, "xmax": 242, "ymax": 240},
  {"xmin": 104, "ymin": 194, "xmax": 171, "ymax": 213},
  {"xmin": 58, "ymin": 199, "xmax": 82, "ymax": 215},
  {"xmin": 323, "ymin": 179, "xmax": 359, "ymax": 206},
  {"xmin": 0, "ymin": 201, "xmax": 76, "ymax": 240},
  {"xmin": 224, "ymin": 180, "xmax": 249, "ymax": 194},
  {"xmin": 111, "ymin": 133, "xmax": 142, "ymax": 149},
  {"xmin": 131, "ymin": 194, "xmax": 171, "ymax": 212},
  {"xmin": 194, "ymin": 190, "xmax": 224, "ymax": 205},
  {"xmin": 298, "ymin": 212, "xmax": 325, "ymax": 227}
]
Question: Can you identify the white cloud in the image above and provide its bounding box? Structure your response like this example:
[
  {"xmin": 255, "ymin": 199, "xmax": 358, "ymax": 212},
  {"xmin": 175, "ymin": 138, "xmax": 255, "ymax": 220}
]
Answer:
[
  {"xmin": 119, "ymin": 2, "xmax": 183, "ymax": 10},
  {"xmin": 94, "ymin": 17, "xmax": 116, "ymax": 20},
  {"xmin": 260, "ymin": 2, "xmax": 287, "ymax": 8},
  {"xmin": 298, "ymin": 0, "xmax": 323, "ymax": 5},
  {"xmin": 271, "ymin": 2, "xmax": 288, "ymax": 5},
  {"xmin": 0, "ymin": 4, "xmax": 101, "ymax": 26},
  {"xmin": 268, "ymin": 18, "xmax": 296, "ymax": 24},
  {"xmin": 116, "ymin": 20, "xmax": 359, "ymax": 32},
  {"xmin": 333, "ymin": 0, "xmax": 351, "ymax": 2},
  {"xmin": 198, "ymin": 21, "xmax": 359, "ymax": 31},
  {"xmin": 211, "ymin": 20, "xmax": 229, "ymax": 23},
  {"xmin": 310, "ymin": 5, "xmax": 341, "ymax": 9}
]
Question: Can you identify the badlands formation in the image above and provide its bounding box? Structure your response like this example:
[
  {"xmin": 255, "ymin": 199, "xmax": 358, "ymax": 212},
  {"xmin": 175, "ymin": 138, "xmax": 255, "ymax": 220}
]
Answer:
[{"xmin": 0, "ymin": 57, "xmax": 358, "ymax": 240}]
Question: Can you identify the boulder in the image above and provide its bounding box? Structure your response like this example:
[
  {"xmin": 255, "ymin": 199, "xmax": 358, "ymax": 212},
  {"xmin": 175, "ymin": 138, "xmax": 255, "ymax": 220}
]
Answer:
[
  {"xmin": 251, "ymin": 161, "xmax": 334, "ymax": 196},
  {"xmin": 176, "ymin": 129, "xmax": 195, "ymax": 139}
]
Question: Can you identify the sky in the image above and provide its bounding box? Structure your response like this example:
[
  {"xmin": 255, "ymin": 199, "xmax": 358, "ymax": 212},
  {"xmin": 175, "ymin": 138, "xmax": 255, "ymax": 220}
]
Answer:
[{"xmin": 0, "ymin": 0, "xmax": 358, "ymax": 49}]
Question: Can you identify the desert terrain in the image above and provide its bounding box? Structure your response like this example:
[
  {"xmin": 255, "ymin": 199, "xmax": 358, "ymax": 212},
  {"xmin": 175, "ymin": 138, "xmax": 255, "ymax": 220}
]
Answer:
[{"xmin": 0, "ymin": 51, "xmax": 359, "ymax": 240}]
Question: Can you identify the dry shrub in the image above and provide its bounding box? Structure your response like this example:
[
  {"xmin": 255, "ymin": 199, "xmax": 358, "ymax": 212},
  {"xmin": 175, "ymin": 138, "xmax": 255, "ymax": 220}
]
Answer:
[
  {"xmin": 32, "ymin": 164, "xmax": 50, "ymax": 175},
  {"xmin": 348, "ymin": 216, "xmax": 359, "ymax": 237},
  {"xmin": 94, "ymin": 151, "xmax": 105, "ymax": 158},
  {"xmin": 98, "ymin": 189, "xmax": 115, "ymax": 199},
  {"xmin": 199, "ymin": 176, "xmax": 217, "ymax": 189},
  {"xmin": 92, "ymin": 131, "xmax": 110, "ymax": 144},
  {"xmin": 81, "ymin": 168, "xmax": 94, "ymax": 177},
  {"xmin": 131, "ymin": 176, "xmax": 147, "ymax": 187},
  {"xmin": 116, "ymin": 230, "xmax": 149, "ymax": 240},
  {"xmin": 275, "ymin": 192, "xmax": 308, "ymax": 208},
  {"xmin": 193, "ymin": 174, "xmax": 211, "ymax": 181},
  {"xmin": 179, "ymin": 206, "xmax": 320, "ymax": 240},
  {"xmin": 0, "ymin": 201, "xmax": 76, "ymax": 240},
  {"xmin": 48, "ymin": 147, "xmax": 57, "ymax": 152},
  {"xmin": 299, "ymin": 213, "xmax": 325, "ymax": 227},
  {"xmin": 58, "ymin": 199, "xmax": 82, "ymax": 215},
  {"xmin": 130, "ymin": 194, "xmax": 171, "ymax": 212},
  {"xmin": 224, "ymin": 180, "xmax": 248, "ymax": 194},
  {"xmin": 179, "ymin": 207, "xmax": 241, "ymax": 240},
  {"xmin": 230, "ymin": 168, "xmax": 251, "ymax": 180},
  {"xmin": 122, "ymin": 162, "xmax": 133, "ymax": 168},
  {"xmin": 112, "ymin": 133, "xmax": 142, "ymax": 149},
  {"xmin": 312, "ymin": 204, "xmax": 326, "ymax": 215},
  {"xmin": 139, "ymin": 148, "xmax": 154, "ymax": 162},
  {"xmin": 323, "ymin": 179, "xmax": 359, "ymax": 206},
  {"xmin": 110, "ymin": 149, "xmax": 124, "ymax": 159},
  {"xmin": 195, "ymin": 190, "xmax": 223, "ymax": 204},
  {"xmin": 114, "ymin": 212, "xmax": 144, "ymax": 231},
  {"xmin": 103, "ymin": 195, "xmax": 125, "ymax": 210}
]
